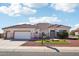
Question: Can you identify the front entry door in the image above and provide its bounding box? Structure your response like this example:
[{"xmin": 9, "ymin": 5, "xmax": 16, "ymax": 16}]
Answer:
[{"xmin": 50, "ymin": 30, "xmax": 56, "ymax": 38}]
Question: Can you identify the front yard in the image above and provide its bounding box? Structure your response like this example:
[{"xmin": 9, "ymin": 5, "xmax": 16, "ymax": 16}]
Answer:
[
  {"xmin": 21, "ymin": 39, "xmax": 79, "ymax": 47},
  {"xmin": 35, "ymin": 39, "xmax": 69, "ymax": 44}
]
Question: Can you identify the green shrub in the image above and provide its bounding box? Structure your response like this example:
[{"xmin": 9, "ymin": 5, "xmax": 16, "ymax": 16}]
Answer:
[{"xmin": 57, "ymin": 30, "xmax": 68, "ymax": 39}]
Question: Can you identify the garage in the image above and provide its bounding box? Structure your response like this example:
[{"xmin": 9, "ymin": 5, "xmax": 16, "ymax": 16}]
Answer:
[
  {"xmin": 14, "ymin": 31, "xmax": 31, "ymax": 40},
  {"xmin": 6, "ymin": 31, "xmax": 11, "ymax": 39}
]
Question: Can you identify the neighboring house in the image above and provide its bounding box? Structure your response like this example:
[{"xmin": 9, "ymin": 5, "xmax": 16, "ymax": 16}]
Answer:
[
  {"xmin": 73, "ymin": 28, "xmax": 79, "ymax": 35},
  {"xmin": 2, "ymin": 23, "xmax": 71, "ymax": 40}
]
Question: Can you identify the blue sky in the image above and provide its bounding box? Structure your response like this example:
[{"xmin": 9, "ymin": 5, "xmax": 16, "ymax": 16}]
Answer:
[{"xmin": 0, "ymin": 3, "xmax": 79, "ymax": 32}]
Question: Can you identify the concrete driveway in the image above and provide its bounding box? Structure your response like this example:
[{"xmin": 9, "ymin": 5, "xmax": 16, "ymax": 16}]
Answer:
[{"xmin": 0, "ymin": 39, "xmax": 26, "ymax": 48}]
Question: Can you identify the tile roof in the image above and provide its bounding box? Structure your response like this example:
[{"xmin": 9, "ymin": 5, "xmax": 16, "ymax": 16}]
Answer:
[
  {"xmin": 2, "ymin": 23, "xmax": 71, "ymax": 29},
  {"xmin": 2, "ymin": 24, "xmax": 37, "ymax": 29},
  {"xmin": 48, "ymin": 24, "xmax": 71, "ymax": 28}
]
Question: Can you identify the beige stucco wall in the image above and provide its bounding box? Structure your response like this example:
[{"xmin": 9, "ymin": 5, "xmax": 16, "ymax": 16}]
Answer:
[{"xmin": 36, "ymin": 23, "xmax": 50, "ymax": 36}]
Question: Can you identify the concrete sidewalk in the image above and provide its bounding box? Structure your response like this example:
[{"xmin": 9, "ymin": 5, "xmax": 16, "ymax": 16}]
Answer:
[
  {"xmin": 0, "ymin": 46, "xmax": 56, "ymax": 52},
  {"xmin": 54, "ymin": 47, "xmax": 79, "ymax": 52},
  {"xmin": 0, "ymin": 46, "xmax": 79, "ymax": 52}
]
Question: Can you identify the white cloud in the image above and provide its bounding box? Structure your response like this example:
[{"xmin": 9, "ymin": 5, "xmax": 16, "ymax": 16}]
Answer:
[
  {"xmin": 16, "ymin": 16, "xmax": 61, "ymax": 25},
  {"xmin": 27, "ymin": 16, "xmax": 61, "ymax": 24},
  {"xmin": 0, "ymin": 3, "xmax": 48, "ymax": 16},
  {"xmin": 7, "ymin": 3, "xmax": 22, "ymax": 16},
  {"xmin": 21, "ymin": 7, "xmax": 36, "ymax": 15},
  {"xmin": 16, "ymin": 22, "xmax": 30, "ymax": 25},
  {"xmin": 0, "ymin": 6, "xmax": 8, "ymax": 14},
  {"xmin": 0, "ymin": 3, "xmax": 36, "ymax": 16},
  {"xmin": 0, "ymin": 3, "xmax": 49, "ymax": 16},
  {"xmin": 23, "ymin": 3, "xmax": 49, "ymax": 8},
  {"xmin": 51, "ymin": 3, "xmax": 78, "ymax": 13}
]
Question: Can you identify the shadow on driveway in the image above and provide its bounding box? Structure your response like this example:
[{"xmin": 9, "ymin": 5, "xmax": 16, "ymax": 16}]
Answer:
[{"xmin": 44, "ymin": 45, "xmax": 60, "ymax": 52}]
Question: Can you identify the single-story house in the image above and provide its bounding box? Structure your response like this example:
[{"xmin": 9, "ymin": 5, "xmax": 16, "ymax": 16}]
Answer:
[
  {"xmin": 73, "ymin": 28, "xmax": 79, "ymax": 35},
  {"xmin": 2, "ymin": 23, "xmax": 71, "ymax": 40}
]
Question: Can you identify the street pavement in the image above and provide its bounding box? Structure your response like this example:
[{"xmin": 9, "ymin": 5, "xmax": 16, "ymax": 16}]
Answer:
[{"xmin": 0, "ymin": 52, "xmax": 79, "ymax": 56}]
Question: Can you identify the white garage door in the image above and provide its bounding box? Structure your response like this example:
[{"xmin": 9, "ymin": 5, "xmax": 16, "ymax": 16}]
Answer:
[{"xmin": 14, "ymin": 32, "xmax": 31, "ymax": 39}]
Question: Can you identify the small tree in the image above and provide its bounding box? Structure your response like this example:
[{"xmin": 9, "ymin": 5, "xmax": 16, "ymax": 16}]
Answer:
[{"xmin": 41, "ymin": 32, "xmax": 46, "ymax": 45}]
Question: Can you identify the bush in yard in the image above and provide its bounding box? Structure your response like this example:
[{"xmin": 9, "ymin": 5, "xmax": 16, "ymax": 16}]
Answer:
[{"xmin": 57, "ymin": 30, "xmax": 68, "ymax": 39}]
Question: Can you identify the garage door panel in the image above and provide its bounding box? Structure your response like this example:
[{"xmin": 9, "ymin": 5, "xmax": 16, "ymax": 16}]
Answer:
[{"xmin": 14, "ymin": 32, "xmax": 31, "ymax": 39}]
